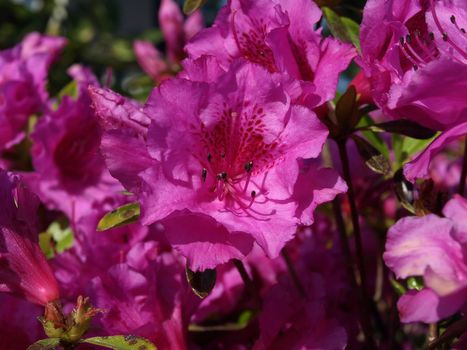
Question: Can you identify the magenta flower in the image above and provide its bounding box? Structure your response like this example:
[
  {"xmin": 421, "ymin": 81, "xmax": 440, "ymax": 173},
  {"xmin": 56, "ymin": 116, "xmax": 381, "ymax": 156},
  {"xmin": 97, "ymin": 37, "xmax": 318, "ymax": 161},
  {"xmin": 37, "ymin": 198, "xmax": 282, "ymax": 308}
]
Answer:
[
  {"xmin": 404, "ymin": 121, "xmax": 467, "ymax": 182},
  {"xmin": 384, "ymin": 195, "xmax": 467, "ymax": 323},
  {"xmin": 185, "ymin": 0, "xmax": 355, "ymax": 105},
  {"xmin": 0, "ymin": 170, "xmax": 60, "ymax": 306},
  {"xmin": 91, "ymin": 61, "xmax": 346, "ymax": 270},
  {"xmin": 358, "ymin": 0, "xmax": 467, "ymax": 130},
  {"xmin": 0, "ymin": 32, "xmax": 66, "ymax": 150},
  {"xmin": 134, "ymin": 0, "xmax": 203, "ymax": 82},
  {"xmin": 26, "ymin": 65, "xmax": 123, "ymax": 223},
  {"xmin": 90, "ymin": 242, "xmax": 197, "ymax": 350}
]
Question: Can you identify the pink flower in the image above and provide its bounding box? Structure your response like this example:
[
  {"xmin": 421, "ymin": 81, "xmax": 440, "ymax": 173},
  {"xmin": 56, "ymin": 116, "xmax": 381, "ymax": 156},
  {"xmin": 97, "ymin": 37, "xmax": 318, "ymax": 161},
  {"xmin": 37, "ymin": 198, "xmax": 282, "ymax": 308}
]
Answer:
[
  {"xmin": 91, "ymin": 60, "xmax": 346, "ymax": 270},
  {"xmin": 404, "ymin": 121, "xmax": 467, "ymax": 182},
  {"xmin": 186, "ymin": 0, "xmax": 355, "ymax": 105},
  {"xmin": 0, "ymin": 32, "xmax": 66, "ymax": 150},
  {"xmin": 0, "ymin": 170, "xmax": 60, "ymax": 305},
  {"xmin": 25, "ymin": 65, "xmax": 123, "ymax": 223},
  {"xmin": 358, "ymin": 0, "xmax": 467, "ymax": 130},
  {"xmin": 384, "ymin": 195, "xmax": 467, "ymax": 323},
  {"xmin": 90, "ymin": 242, "xmax": 198, "ymax": 350},
  {"xmin": 134, "ymin": 0, "xmax": 203, "ymax": 82}
]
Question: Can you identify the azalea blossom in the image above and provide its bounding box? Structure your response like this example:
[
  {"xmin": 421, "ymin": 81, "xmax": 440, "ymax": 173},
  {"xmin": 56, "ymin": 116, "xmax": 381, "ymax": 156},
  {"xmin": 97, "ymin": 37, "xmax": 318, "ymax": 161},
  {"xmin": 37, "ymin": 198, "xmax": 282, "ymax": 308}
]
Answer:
[
  {"xmin": 0, "ymin": 32, "xmax": 66, "ymax": 151},
  {"xmin": 91, "ymin": 60, "xmax": 346, "ymax": 270},
  {"xmin": 358, "ymin": 0, "xmax": 467, "ymax": 130},
  {"xmin": 134, "ymin": 0, "xmax": 203, "ymax": 83},
  {"xmin": 186, "ymin": 0, "xmax": 355, "ymax": 105},
  {"xmin": 384, "ymin": 195, "xmax": 467, "ymax": 323},
  {"xmin": 0, "ymin": 169, "xmax": 59, "ymax": 306},
  {"xmin": 25, "ymin": 65, "xmax": 123, "ymax": 224}
]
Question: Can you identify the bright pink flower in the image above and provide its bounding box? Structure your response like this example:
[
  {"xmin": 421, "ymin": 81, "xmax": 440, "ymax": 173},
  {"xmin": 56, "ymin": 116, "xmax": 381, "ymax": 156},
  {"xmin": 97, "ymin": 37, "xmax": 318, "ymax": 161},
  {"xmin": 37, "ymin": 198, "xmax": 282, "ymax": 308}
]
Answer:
[
  {"xmin": 134, "ymin": 0, "xmax": 203, "ymax": 82},
  {"xmin": 0, "ymin": 170, "xmax": 60, "ymax": 305},
  {"xmin": 185, "ymin": 0, "xmax": 355, "ymax": 105},
  {"xmin": 358, "ymin": 0, "xmax": 467, "ymax": 130},
  {"xmin": 90, "ymin": 242, "xmax": 198, "ymax": 350},
  {"xmin": 25, "ymin": 65, "xmax": 123, "ymax": 223},
  {"xmin": 0, "ymin": 32, "xmax": 66, "ymax": 150},
  {"xmin": 404, "ymin": 121, "xmax": 467, "ymax": 182},
  {"xmin": 384, "ymin": 195, "xmax": 467, "ymax": 323},
  {"xmin": 91, "ymin": 60, "xmax": 346, "ymax": 270}
]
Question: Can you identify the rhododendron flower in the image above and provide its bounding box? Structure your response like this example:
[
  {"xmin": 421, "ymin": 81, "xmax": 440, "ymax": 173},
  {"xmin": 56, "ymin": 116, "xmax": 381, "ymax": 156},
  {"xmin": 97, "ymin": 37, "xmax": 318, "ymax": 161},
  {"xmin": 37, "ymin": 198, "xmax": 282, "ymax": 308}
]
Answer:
[
  {"xmin": 0, "ymin": 170, "xmax": 59, "ymax": 305},
  {"xmin": 90, "ymin": 60, "xmax": 346, "ymax": 270},
  {"xmin": 0, "ymin": 32, "xmax": 66, "ymax": 150},
  {"xmin": 358, "ymin": 0, "xmax": 467, "ymax": 130},
  {"xmin": 91, "ymin": 242, "xmax": 198, "ymax": 350},
  {"xmin": 25, "ymin": 65, "xmax": 123, "ymax": 223},
  {"xmin": 186, "ymin": 0, "xmax": 355, "ymax": 105},
  {"xmin": 134, "ymin": 0, "xmax": 203, "ymax": 82},
  {"xmin": 384, "ymin": 195, "xmax": 467, "ymax": 323},
  {"xmin": 404, "ymin": 121, "xmax": 467, "ymax": 182}
]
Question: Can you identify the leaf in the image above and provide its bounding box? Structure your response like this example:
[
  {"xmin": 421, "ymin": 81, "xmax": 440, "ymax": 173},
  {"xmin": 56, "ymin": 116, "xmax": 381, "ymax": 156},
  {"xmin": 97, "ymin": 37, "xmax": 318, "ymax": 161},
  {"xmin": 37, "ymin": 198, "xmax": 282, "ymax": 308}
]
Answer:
[
  {"xmin": 48, "ymin": 221, "xmax": 74, "ymax": 253},
  {"xmin": 335, "ymin": 85, "xmax": 357, "ymax": 132},
  {"xmin": 97, "ymin": 202, "xmax": 140, "ymax": 231},
  {"xmin": 39, "ymin": 232, "xmax": 55, "ymax": 259},
  {"xmin": 322, "ymin": 7, "xmax": 360, "ymax": 49},
  {"xmin": 358, "ymin": 115, "xmax": 390, "ymax": 159},
  {"xmin": 189, "ymin": 310, "xmax": 254, "ymax": 332},
  {"xmin": 389, "ymin": 278, "xmax": 406, "ymax": 296},
  {"xmin": 393, "ymin": 168, "xmax": 416, "ymax": 214},
  {"xmin": 368, "ymin": 120, "xmax": 437, "ymax": 139},
  {"xmin": 183, "ymin": 0, "xmax": 208, "ymax": 15},
  {"xmin": 186, "ymin": 267, "xmax": 216, "ymax": 298},
  {"xmin": 82, "ymin": 335, "xmax": 157, "ymax": 350},
  {"xmin": 352, "ymin": 135, "xmax": 391, "ymax": 175},
  {"xmin": 27, "ymin": 338, "xmax": 61, "ymax": 350}
]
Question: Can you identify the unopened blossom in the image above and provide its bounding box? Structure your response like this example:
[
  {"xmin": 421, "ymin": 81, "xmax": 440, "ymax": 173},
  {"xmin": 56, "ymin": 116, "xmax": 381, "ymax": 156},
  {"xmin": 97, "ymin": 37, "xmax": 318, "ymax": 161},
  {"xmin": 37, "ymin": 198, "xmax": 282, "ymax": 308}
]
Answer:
[
  {"xmin": 186, "ymin": 0, "xmax": 355, "ymax": 105},
  {"xmin": 134, "ymin": 0, "xmax": 203, "ymax": 82},
  {"xmin": 26, "ymin": 65, "xmax": 123, "ymax": 223},
  {"xmin": 0, "ymin": 32, "xmax": 66, "ymax": 150},
  {"xmin": 0, "ymin": 170, "xmax": 59, "ymax": 305},
  {"xmin": 384, "ymin": 195, "xmax": 467, "ymax": 323},
  {"xmin": 358, "ymin": 0, "xmax": 467, "ymax": 130},
  {"xmin": 90, "ymin": 61, "xmax": 346, "ymax": 270}
]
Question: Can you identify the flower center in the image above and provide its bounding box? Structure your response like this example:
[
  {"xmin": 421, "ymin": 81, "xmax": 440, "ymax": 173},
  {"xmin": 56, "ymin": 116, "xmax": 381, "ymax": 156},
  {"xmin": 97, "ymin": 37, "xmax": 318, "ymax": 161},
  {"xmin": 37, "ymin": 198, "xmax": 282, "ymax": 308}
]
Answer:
[{"xmin": 398, "ymin": 2, "xmax": 467, "ymax": 71}]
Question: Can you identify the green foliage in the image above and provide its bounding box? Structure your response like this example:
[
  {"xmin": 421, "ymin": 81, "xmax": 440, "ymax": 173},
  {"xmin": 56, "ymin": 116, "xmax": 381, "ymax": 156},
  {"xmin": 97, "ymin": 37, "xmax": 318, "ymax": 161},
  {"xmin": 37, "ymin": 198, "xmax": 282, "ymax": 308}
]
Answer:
[
  {"xmin": 26, "ymin": 338, "xmax": 61, "ymax": 350},
  {"xmin": 189, "ymin": 310, "xmax": 255, "ymax": 332},
  {"xmin": 97, "ymin": 202, "xmax": 140, "ymax": 231},
  {"xmin": 39, "ymin": 220, "xmax": 74, "ymax": 258},
  {"xmin": 183, "ymin": 0, "xmax": 208, "ymax": 15},
  {"xmin": 322, "ymin": 7, "xmax": 360, "ymax": 50},
  {"xmin": 82, "ymin": 335, "xmax": 157, "ymax": 350}
]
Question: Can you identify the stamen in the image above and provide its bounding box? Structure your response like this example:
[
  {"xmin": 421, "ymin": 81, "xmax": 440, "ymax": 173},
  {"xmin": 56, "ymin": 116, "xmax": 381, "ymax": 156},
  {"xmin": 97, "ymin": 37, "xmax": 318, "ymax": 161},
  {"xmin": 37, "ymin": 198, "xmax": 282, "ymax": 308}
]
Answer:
[
  {"xmin": 202, "ymin": 168, "xmax": 207, "ymax": 182},
  {"xmin": 251, "ymin": 190, "xmax": 256, "ymax": 198},
  {"xmin": 217, "ymin": 172, "xmax": 227, "ymax": 181},
  {"xmin": 462, "ymin": 28, "xmax": 466, "ymax": 34},
  {"xmin": 244, "ymin": 161, "xmax": 253, "ymax": 173},
  {"xmin": 429, "ymin": 0, "xmax": 467, "ymax": 60},
  {"xmin": 207, "ymin": 153, "xmax": 212, "ymax": 162},
  {"xmin": 429, "ymin": 32, "xmax": 435, "ymax": 41},
  {"xmin": 450, "ymin": 15, "xmax": 456, "ymax": 24},
  {"xmin": 399, "ymin": 37, "xmax": 404, "ymax": 45},
  {"xmin": 413, "ymin": 64, "xmax": 418, "ymax": 71},
  {"xmin": 406, "ymin": 34, "xmax": 412, "ymax": 43}
]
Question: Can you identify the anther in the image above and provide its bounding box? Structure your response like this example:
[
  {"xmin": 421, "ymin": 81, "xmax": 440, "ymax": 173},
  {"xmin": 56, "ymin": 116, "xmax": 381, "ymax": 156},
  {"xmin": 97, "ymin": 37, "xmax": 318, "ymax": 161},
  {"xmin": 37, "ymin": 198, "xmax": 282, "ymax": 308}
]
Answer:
[
  {"xmin": 217, "ymin": 172, "xmax": 227, "ymax": 181},
  {"xmin": 406, "ymin": 34, "xmax": 412, "ymax": 43},
  {"xmin": 429, "ymin": 32, "xmax": 435, "ymax": 40},
  {"xmin": 413, "ymin": 64, "xmax": 418, "ymax": 71},
  {"xmin": 399, "ymin": 37, "xmax": 404, "ymax": 45},
  {"xmin": 244, "ymin": 161, "xmax": 253, "ymax": 173},
  {"xmin": 207, "ymin": 153, "xmax": 212, "ymax": 162},
  {"xmin": 442, "ymin": 32, "xmax": 448, "ymax": 41},
  {"xmin": 202, "ymin": 168, "xmax": 207, "ymax": 182},
  {"xmin": 450, "ymin": 15, "xmax": 456, "ymax": 24},
  {"xmin": 414, "ymin": 29, "xmax": 420, "ymax": 37},
  {"xmin": 221, "ymin": 152, "xmax": 225, "ymax": 158},
  {"xmin": 251, "ymin": 190, "xmax": 256, "ymax": 198},
  {"xmin": 461, "ymin": 28, "xmax": 466, "ymax": 34}
]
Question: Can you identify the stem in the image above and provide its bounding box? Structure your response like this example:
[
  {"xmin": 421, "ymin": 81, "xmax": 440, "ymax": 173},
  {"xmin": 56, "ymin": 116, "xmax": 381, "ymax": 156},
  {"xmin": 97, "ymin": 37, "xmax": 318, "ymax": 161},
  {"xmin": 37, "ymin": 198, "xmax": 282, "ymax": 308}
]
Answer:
[
  {"xmin": 428, "ymin": 323, "xmax": 438, "ymax": 343},
  {"xmin": 233, "ymin": 259, "xmax": 254, "ymax": 292},
  {"xmin": 336, "ymin": 139, "xmax": 377, "ymax": 347},
  {"xmin": 458, "ymin": 137, "xmax": 467, "ymax": 196},
  {"xmin": 281, "ymin": 248, "xmax": 306, "ymax": 298},
  {"xmin": 332, "ymin": 197, "xmax": 375, "ymax": 347}
]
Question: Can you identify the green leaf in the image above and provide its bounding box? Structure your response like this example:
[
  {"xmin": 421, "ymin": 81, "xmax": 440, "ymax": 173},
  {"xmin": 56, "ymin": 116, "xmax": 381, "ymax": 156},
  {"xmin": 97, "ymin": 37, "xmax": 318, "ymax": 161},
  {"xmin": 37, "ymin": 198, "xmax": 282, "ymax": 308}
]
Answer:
[
  {"xmin": 27, "ymin": 338, "xmax": 61, "ymax": 350},
  {"xmin": 58, "ymin": 80, "xmax": 78, "ymax": 101},
  {"xmin": 389, "ymin": 278, "xmax": 406, "ymax": 296},
  {"xmin": 393, "ymin": 134, "xmax": 437, "ymax": 168},
  {"xmin": 358, "ymin": 116, "xmax": 390, "ymax": 159},
  {"xmin": 39, "ymin": 231, "xmax": 55, "ymax": 259},
  {"xmin": 189, "ymin": 310, "xmax": 254, "ymax": 332},
  {"xmin": 183, "ymin": 0, "xmax": 208, "ymax": 15},
  {"xmin": 97, "ymin": 202, "xmax": 140, "ymax": 231},
  {"xmin": 352, "ymin": 134, "xmax": 391, "ymax": 175},
  {"xmin": 322, "ymin": 7, "xmax": 360, "ymax": 50},
  {"xmin": 82, "ymin": 335, "xmax": 157, "ymax": 350},
  {"xmin": 48, "ymin": 221, "xmax": 74, "ymax": 253},
  {"xmin": 186, "ymin": 267, "xmax": 217, "ymax": 298},
  {"xmin": 367, "ymin": 120, "xmax": 437, "ymax": 139},
  {"xmin": 407, "ymin": 276, "xmax": 424, "ymax": 291}
]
